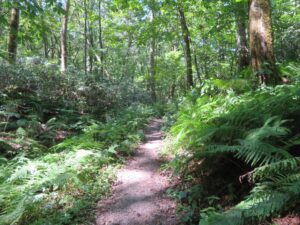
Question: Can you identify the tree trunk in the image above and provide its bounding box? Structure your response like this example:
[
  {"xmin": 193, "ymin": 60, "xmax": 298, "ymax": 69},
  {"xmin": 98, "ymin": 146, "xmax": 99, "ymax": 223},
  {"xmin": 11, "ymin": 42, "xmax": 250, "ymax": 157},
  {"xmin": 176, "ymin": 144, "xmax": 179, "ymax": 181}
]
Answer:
[
  {"xmin": 98, "ymin": 0, "xmax": 104, "ymax": 78},
  {"xmin": 235, "ymin": 2, "xmax": 249, "ymax": 71},
  {"xmin": 149, "ymin": 7, "xmax": 157, "ymax": 102},
  {"xmin": 178, "ymin": 5, "xmax": 193, "ymax": 89},
  {"xmin": 88, "ymin": 25, "xmax": 94, "ymax": 72},
  {"xmin": 193, "ymin": 47, "xmax": 201, "ymax": 85},
  {"xmin": 60, "ymin": 0, "xmax": 70, "ymax": 72},
  {"xmin": 84, "ymin": 0, "xmax": 88, "ymax": 75},
  {"xmin": 249, "ymin": 0, "xmax": 279, "ymax": 85},
  {"xmin": 7, "ymin": 6, "xmax": 19, "ymax": 64},
  {"xmin": 50, "ymin": 37, "xmax": 55, "ymax": 59},
  {"xmin": 0, "ymin": 0, "xmax": 3, "ymax": 37},
  {"xmin": 169, "ymin": 83, "xmax": 176, "ymax": 99},
  {"xmin": 43, "ymin": 34, "xmax": 49, "ymax": 59},
  {"xmin": 125, "ymin": 32, "xmax": 133, "ymax": 80}
]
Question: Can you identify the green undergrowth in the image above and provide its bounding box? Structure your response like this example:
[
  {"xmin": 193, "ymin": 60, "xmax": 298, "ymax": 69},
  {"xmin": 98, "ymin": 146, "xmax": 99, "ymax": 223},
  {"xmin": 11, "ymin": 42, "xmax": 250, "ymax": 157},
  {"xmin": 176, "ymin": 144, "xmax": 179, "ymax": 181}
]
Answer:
[
  {"xmin": 0, "ymin": 105, "xmax": 155, "ymax": 225},
  {"xmin": 164, "ymin": 83, "xmax": 300, "ymax": 224}
]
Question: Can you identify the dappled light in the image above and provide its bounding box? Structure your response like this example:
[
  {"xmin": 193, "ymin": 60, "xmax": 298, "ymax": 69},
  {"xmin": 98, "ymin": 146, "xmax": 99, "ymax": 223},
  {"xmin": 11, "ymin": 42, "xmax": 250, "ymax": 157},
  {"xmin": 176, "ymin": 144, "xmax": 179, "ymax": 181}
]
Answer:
[{"xmin": 0, "ymin": 0, "xmax": 299, "ymax": 224}]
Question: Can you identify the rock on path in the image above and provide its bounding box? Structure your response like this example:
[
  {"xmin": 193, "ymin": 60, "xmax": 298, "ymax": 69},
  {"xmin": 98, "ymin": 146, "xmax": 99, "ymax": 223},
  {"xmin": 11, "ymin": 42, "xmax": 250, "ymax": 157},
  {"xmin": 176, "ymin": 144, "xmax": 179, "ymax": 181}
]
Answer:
[{"xmin": 95, "ymin": 119, "xmax": 180, "ymax": 225}]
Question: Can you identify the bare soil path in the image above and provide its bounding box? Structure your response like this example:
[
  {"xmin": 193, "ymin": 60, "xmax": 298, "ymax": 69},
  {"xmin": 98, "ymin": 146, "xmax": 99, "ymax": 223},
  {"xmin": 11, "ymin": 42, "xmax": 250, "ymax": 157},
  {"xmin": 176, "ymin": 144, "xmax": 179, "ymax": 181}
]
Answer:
[{"xmin": 95, "ymin": 119, "xmax": 180, "ymax": 225}]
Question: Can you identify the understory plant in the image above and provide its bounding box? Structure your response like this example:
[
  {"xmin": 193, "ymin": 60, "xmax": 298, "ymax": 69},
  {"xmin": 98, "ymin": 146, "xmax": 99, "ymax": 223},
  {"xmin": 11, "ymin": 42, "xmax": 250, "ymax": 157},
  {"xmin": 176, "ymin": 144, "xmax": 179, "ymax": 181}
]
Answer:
[
  {"xmin": 0, "ymin": 105, "xmax": 154, "ymax": 225},
  {"xmin": 168, "ymin": 84, "xmax": 300, "ymax": 224}
]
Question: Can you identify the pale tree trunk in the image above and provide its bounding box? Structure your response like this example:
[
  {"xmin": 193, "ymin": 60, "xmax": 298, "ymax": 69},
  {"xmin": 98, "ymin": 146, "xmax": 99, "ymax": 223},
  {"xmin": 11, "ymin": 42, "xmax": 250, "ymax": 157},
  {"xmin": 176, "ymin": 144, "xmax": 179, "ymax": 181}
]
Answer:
[
  {"xmin": 7, "ymin": 5, "xmax": 19, "ymax": 64},
  {"xmin": 235, "ymin": 2, "xmax": 249, "ymax": 71},
  {"xmin": 60, "ymin": 0, "xmax": 70, "ymax": 72},
  {"xmin": 178, "ymin": 4, "xmax": 193, "ymax": 89},
  {"xmin": 98, "ymin": 0, "xmax": 104, "ymax": 78},
  {"xmin": 249, "ymin": 0, "xmax": 279, "ymax": 85},
  {"xmin": 149, "ymin": 7, "xmax": 157, "ymax": 102}
]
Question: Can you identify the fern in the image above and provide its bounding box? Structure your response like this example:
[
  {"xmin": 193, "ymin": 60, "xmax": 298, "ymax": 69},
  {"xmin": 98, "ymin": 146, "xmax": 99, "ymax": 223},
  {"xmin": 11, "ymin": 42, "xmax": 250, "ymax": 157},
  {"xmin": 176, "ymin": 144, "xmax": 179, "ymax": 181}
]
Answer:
[
  {"xmin": 169, "ymin": 84, "xmax": 300, "ymax": 224},
  {"xmin": 251, "ymin": 157, "xmax": 300, "ymax": 182},
  {"xmin": 207, "ymin": 117, "xmax": 292, "ymax": 166},
  {"xmin": 0, "ymin": 105, "xmax": 152, "ymax": 225},
  {"xmin": 200, "ymin": 169, "xmax": 300, "ymax": 225}
]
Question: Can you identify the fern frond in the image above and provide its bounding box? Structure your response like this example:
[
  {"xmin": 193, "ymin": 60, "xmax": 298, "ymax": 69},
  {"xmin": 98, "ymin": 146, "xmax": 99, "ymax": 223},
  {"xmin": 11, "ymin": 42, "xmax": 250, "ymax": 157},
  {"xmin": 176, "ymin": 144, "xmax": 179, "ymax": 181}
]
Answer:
[
  {"xmin": 207, "ymin": 140, "xmax": 291, "ymax": 167},
  {"xmin": 252, "ymin": 157, "xmax": 300, "ymax": 181},
  {"xmin": 236, "ymin": 140, "xmax": 291, "ymax": 166},
  {"xmin": 200, "ymin": 185, "xmax": 292, "ymax": 225},
  {"xmin": 245, "ymin": 116, "xmax": 290, "ymax": 141}
]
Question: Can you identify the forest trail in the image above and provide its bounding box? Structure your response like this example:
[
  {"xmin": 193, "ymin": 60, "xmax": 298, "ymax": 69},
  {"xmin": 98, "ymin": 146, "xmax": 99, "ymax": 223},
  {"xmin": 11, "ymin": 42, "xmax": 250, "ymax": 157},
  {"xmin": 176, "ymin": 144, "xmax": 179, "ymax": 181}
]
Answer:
[{"xmin": 95, "ymin": 119, "xmax": 180, "ymax": 225}]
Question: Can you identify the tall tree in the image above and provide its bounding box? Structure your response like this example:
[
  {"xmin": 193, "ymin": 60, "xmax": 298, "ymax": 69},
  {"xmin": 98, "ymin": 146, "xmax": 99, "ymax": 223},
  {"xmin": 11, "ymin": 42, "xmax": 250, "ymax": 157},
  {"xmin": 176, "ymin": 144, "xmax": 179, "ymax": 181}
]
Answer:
[
  {"xmin": 249, "ymin": 0, "xmax": 279, "ymax": 85},
  {"xmin": 7, "ymin": 3, "xmax": 19, "ymax": 64},
  {"xmin": 84, "ymin": 0, "xmax": 88, "ymax": 75},
  {"xmin": 60, "ymin": 0, "xmax": 70, "ymax": 72},
  {"xmin": 149, "ymin": 3, "xmax": 157, "ymax": 102},
  {"xmin": 88, "ymin": 26, "xmax": 94, "ymax": 72},
  {"xmin": 193, "ymin": 47, "xmax": 201, "ymax": 84},
  {"xmin": 87, "ymin": 0, "xmax": 94, "ymax": 73},
  {"xmin": 98, "ymin": 0, "xmax": 104, "ymax": 78},
  {"xmin": 235, "ymin": 1, "xmax": 249, "ymax": 71},
  {"xmin": 178, "ymin": 3, "xmax": 193, "ymax": 88}
]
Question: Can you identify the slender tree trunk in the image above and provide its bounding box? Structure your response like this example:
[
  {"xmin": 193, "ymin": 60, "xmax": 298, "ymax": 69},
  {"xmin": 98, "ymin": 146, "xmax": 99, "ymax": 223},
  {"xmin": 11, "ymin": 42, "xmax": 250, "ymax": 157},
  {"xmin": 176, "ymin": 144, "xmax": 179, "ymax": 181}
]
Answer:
[
  {"xmin": 87, "ymin": 0, "xmax": 95, "ymax": 73},
  {"xmin": 7, "ymin": 5, "xmax": 19, "ymax": 64},
  {"xmin": 88, "ymin": 26, "xmax": 94, "ymax": 72},
  {"xmin": 149, "ymin": 7, "xmax": 157, "ymax": 102},
  {"xmin": 50, "ymin": 37, "xmax": 55, "ymax": 59},
  {"xmin": 0, "ymin": 0, "xmax": 3, "ymax": 37},
  {"xmin": 60, "ymin": 0, "xmax": 70, "ymax": 72},
  {"xmin": 98, "ymin": 0, "xmax": 104, "ymax": 77},
  {"xmin": 55, "ymin": 37, "xmax": 61, "ymax": 61},
  {"xmin": 249, "ymin": 0, "xmax": 279, "ymax": 85},
  {"xmin": 84, "ymin": 0, "xmax": 88, "ymax": 75},
  {"xmin": 43, "ymin": 34, "xmax": 49, "ymax": 59},
  {"xmin": 193, "ymin": 47, "xmax": 201, "ymax": 84},
  {"xmin": 235, "ymin": 2, "xmax": 249, "ymax": 71},
  {"xmin": 125, "ymin": 32, "xmax": 133, "ymax": 80},
  {"xmin": 89, "ymin": 34, "xmax": 94, "ymax": 73},
  {"xmin": 178, "ymin": 5, "xmax": 193, "ymax": 89},
  {"xmin": 169, "ymin": 83, "xmax": 176, "ymax": 99}
]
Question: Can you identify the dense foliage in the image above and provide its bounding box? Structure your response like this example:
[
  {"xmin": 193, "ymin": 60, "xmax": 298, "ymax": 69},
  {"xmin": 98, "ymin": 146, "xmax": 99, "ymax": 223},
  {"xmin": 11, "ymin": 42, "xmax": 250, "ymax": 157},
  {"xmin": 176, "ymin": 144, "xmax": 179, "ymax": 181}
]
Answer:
[
  {"xmin": 0, "ymin": 101, "xmax": 155, "ymax": 224},
  {"xmin": 0, "ymin": 0, "xmax": 299, "ymax": 224},
  {"xmin": 0, "ymin": 63, "xmax": 158, "ymax": 224},
  {"xmin": 164, "ymin": 63, "xmax": 300, "ymax": 224}
]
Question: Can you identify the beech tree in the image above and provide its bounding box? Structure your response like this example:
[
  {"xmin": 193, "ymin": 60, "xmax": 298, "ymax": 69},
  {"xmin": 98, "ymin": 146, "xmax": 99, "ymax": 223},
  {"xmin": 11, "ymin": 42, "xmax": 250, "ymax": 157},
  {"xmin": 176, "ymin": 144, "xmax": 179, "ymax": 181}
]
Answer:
[{"xmin": 249, "ymin": 0, "xmax": 279, "ymax": 85}]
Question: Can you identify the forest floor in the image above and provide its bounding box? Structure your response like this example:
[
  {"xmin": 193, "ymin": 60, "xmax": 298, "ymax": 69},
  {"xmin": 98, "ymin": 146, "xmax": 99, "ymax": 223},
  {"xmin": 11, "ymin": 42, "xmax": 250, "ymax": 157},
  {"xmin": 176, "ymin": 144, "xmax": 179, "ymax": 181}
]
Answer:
[{"xmin": 94, "ymin": 119, "xmax": 181, "ymax": 225}]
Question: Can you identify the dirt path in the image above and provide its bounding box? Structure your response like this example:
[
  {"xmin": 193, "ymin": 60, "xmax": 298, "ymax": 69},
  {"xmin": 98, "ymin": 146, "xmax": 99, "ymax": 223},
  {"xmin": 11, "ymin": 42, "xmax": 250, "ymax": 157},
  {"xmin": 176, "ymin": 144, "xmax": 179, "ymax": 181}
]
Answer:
[{"xmin": 95, "ymin": 119, "xmax": 180, "ymax": 225}]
